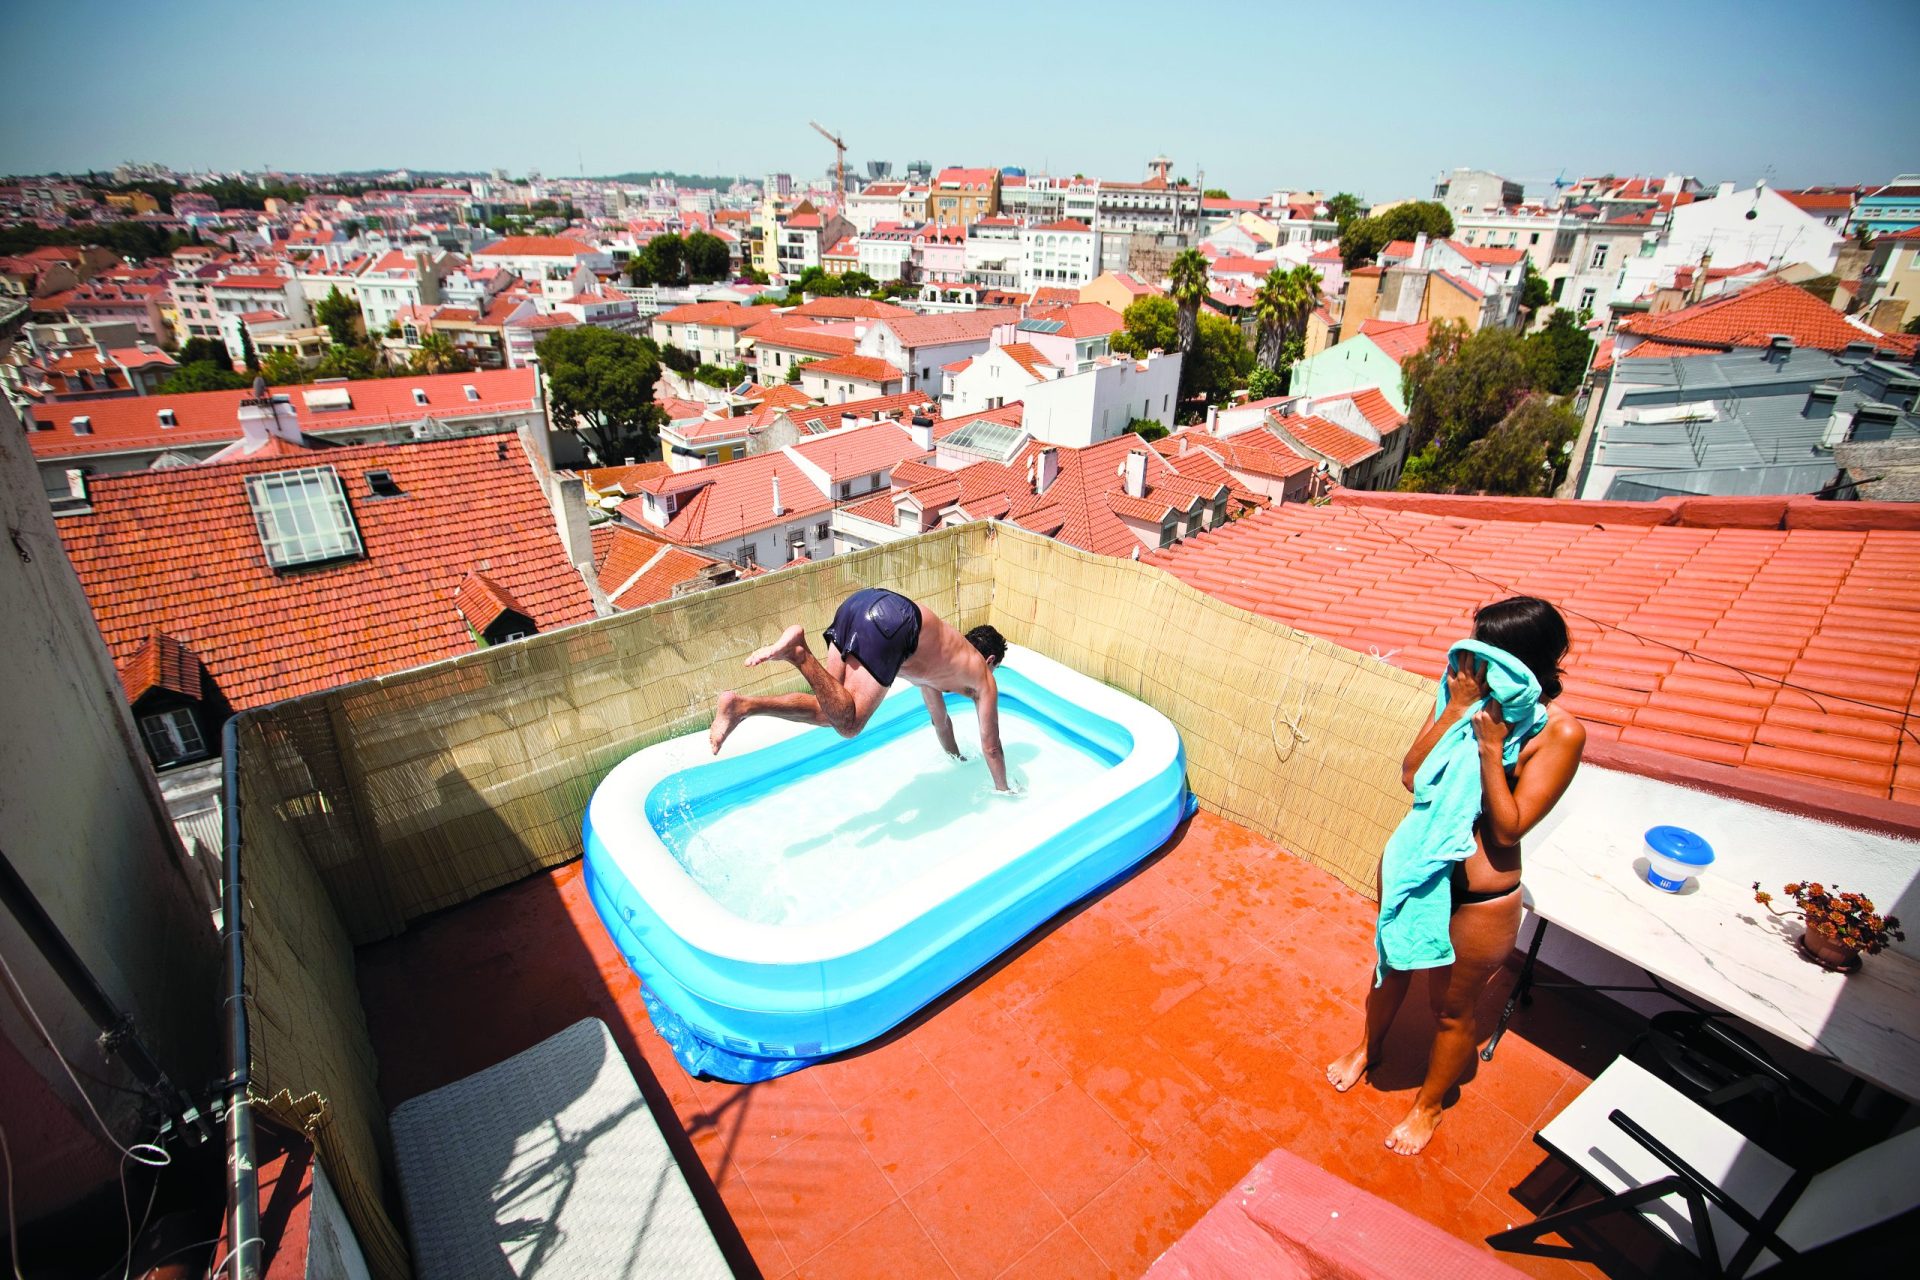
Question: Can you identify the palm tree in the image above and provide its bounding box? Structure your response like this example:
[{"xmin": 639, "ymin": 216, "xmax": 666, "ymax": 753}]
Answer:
[
  {"xmin": 1253, "ymin": 266, "xmax": 1324, "ymax": 381},
  {"xmin": 1167, "ymin": 248, "xmax": 1211, "ymax": 363},
  {"xmin": 411, "ymin": 331, "xmax": 468, "ymax": 375}
]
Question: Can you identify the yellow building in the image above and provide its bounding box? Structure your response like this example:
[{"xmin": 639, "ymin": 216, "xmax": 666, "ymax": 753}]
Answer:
[
  {"xmin": 103, "ymin": 190, "xmax": 159, "ymax": 215},
  {"xmin": 1339, "ymin": 265, "xmax": 1487, "ymax": 337},
  {"xmin": 929, "ymin": 168, "xmax": 1000, "ymax": 227}
]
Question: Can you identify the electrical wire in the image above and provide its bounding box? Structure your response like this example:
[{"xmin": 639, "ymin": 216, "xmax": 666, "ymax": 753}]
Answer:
[
  {"xmin": 1, "ymin": 1122, "xmax": 21, "ymax": 1280},
  {"xmin": 1335, "ymin": 503, "xmax": 1920, "ymax": 747},
  {"xmin": 208, "ymin": 1236, "xmax": 264, "ymax": 1279},
  {"xmin": 0, "ymin": 949, "xmax": 171, "ymax": 1280}
]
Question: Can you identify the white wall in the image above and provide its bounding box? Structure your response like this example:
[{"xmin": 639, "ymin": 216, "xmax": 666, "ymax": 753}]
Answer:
[{"xmin": 1018, "ymin": 352, "xmax": 1181, "ymax": 448}]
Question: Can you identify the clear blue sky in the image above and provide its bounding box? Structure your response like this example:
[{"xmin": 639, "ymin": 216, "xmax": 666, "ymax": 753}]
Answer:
[{"xmin": 2, "ymin": 0, "xmax": 1915, "ymax": 202}]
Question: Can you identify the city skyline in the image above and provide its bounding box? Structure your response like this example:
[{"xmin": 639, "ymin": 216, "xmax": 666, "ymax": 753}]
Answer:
[{"xmin": 3, "ymin": 0, "xmax": 1916, "ymax": 201}]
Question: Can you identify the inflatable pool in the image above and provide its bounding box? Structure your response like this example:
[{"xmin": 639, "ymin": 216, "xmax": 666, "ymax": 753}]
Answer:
[{"xmin": 583, "ymin": 645, "xmax": 1191, "ymax": 1081}]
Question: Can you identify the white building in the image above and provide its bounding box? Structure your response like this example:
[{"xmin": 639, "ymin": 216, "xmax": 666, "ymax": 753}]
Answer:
[
  {"xmin": 856, "ymin": 309, "xmax": 1018, "ymax": 397},
  {"xmin": 964, "ymin": 218, "xmax": 1027, "ymax": 291},
  {"xmin": 856, "ymin": 223, "xmax": 918, "ymax": 283},
  {"xmin": 846, "ymin": 182, "xmax": 907, "ymax": 234},
  {"xmin": 356, "ymin": 250, "xmax": 453, "ymax": 334},
  {"xmin": 942, "ymin": 343, "xmax": 1180, "ymax": 447},
  {"xmin": 1026, "ymin": 219, "xmax": 1100, "ymax": 289}
]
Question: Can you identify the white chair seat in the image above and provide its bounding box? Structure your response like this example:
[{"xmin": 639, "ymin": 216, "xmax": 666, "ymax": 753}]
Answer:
[{"xmin": 1540, "ymin": 1056, "xmax": 1791, "ymax": 1271}]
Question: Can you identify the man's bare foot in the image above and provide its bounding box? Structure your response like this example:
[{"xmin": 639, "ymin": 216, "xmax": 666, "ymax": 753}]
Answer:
[
  {"xmin": 709, "ymin": 691, "xmax": 742, "ymax": 755},
  {"xmin": 1326, "ymin": 1046, "xmax": 1371, "ymax": 1093},
  {"xmin": 745, "ymin": 624, "xmax": 808, "ymax": 668},
  {"xmin": 1384, "ymin": 1102, "xmax": 1443, "ymax": 1156}
]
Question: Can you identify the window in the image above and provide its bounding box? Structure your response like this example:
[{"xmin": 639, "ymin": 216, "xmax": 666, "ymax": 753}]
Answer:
[
  {"xmin": 72, "ymin": 415, "xmax": 92, "ymax": 435},
  {"xmin": 1578, "ymin": 288, "xmax": 1596, "ymax": 312},
  {"xmin": 245, "ymin": 466, "xmax": 364, "ymax": 569},
  {"xmin": 814, "ymin": 521, "xmax": 830, "ymax": 541},
  {"xmin": 157, "ymin": 409, "xmax": 176, "ymax": 428},
  {"xmin": 463, "ymin": 384, "xmax": 480, "ymax": 402},
  {"xmin": 140, "ymin": 707, "xmax": 205, "ymax": 766},
  {"xmin": 735, "ymin": 542, "xmax": 757, "ymax": 568},
  {"xmin": 411, "ymin": 388, "xmax": 428, "ymax": 406},
  {"xmin": 1588, "ymin": 244, "xmax": 1609, "ymax": 270}
]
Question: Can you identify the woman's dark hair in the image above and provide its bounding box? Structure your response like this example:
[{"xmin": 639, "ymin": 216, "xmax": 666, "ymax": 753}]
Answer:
[
  {"xmin": 966, "ymin": 624, "xmax": 1007, "ymax": 667},
  {"xmin": 1472, "ymin": 596, "xmax": 1569, "ymax": 702}
]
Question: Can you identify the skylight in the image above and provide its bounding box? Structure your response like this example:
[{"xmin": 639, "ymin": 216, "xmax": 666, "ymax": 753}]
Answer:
[{"xmin": 245, "ymin": 466, "xmax": 365, "ymax": 569}]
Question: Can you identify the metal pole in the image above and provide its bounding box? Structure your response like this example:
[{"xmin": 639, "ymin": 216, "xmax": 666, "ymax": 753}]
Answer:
[{"xmin": 221, "ymin": 718, "xmax": 261, "ymax": 1280}]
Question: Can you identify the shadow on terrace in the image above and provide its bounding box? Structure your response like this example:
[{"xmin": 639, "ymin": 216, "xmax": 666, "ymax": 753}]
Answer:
[{"xmin": 228, "ymin": 521, "xmax": 1905, "ymax": 1280}]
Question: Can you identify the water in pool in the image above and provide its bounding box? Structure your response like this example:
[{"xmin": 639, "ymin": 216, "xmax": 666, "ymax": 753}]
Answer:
[{"xmin": 654, "ymin": 701, "xmax": 1114, "ymax": 926}]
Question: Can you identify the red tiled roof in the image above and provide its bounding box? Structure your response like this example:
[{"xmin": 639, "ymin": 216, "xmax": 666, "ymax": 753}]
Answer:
[
  {"xmin": 745, "ymin": 321, "xmax": 857, "ymax": 358},
  {"xmin": 476, "ymin": 235, "xmax": 595, "ymax": 257},
  {"xmin": 26, "ymin": 368, "xmax": 538, "ymax": 459},
  {"xmin": 1208, "ymin": 255, "xmax": 1273, "ymax": 276},
  {"xmin": 1778, "ymin": 190, "xmax": 1857, "ymax": 214},
  {"xmin": 1448, "ymin": 240, "xmax": 1525, "ymax": 266},
  {"xmin": 1023, "ymin": 302, "xmax": 1125, "ymax": 340},
  {"xmin": 1268, "ymin": 415, "xmax": 1379, "ymax": 468},
  {"xmin": 996, "ymin": 342, "xmax": 1054, "ymax": 381},
  {"xmin": 1381, "ymin": 241, "xmax": 1418, "ymax": 260},
  {"xmin": 453, "ymin": 572, "xmax": 528, "ymax": 632},
  {"xmin": 1032, "ymin": 219, "xmax": 1092, "ymax": 233},
  {"xmin": 1318, "ymin": 386, "xmax": 1406, "ymax": 435},
  {"xmin": 1031, "ymin": 287, "xmax": 1080, "ymax": 306},
  {"xmin": 880, "ymin": 308, "xmax": 1021, "ymax": 349},
  {"xmin": 1432, "ymin": 270, "xmax": 1484, "ymax": 301},
  {"xmin": 652, "ymin": 301, "xmax": 763, "ymax": 328},
  {"xmin": 1148, "ymin": 496, "xmax": 1920, "ymax": 803},
  {"xmin": 934, "ymin": 167, "xmax": 998, "ymax": 187},
  {"xmin": 579, "ymin": 461, "xmax": 673, "ymax": 495},
  {"xmin": 117, "ymin": 632, "xmax": 203, "ymax": 703},
  {"xmin": 800, "ymin": 354, "xmax": 904, "ymax": 384},
  {"xmin": 1356, "ymin": 319, "xmax": 1432, "ymax": 363},
  {"xmin": 791, "ymin": 421, "xmax": 928, "ymax": 482},
  {"xmin": 1149, "ymin": 435, "xmax": 1269, "ymax": 513},
  {"xmin": 785, "ymin": 297, "xmax": 914, "ymax": 321},
  {"xmin": 594, "ymin": 525, "xmax": 723, "ymax": 609},
  {"xmin": 59, "ymin": 435, "xmax": 596, "ymax": 711},
  {"xmin": 1618, "ymin": 279, "xmax": 1905, "ymax": 355}
]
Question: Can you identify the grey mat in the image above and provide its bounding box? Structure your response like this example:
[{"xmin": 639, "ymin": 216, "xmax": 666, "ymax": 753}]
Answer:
[{"xmin": 390, "ymin": 1018, "xmax": 731, "ymax": 1279}]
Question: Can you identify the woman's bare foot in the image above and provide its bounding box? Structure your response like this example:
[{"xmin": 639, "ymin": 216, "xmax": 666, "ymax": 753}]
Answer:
[
  {"xmin": 1326, "ymin": 1045, "xmax": 1370, "ymax": 1092},
  {"xmin": 1384, "ymin": 1102, "xmax": 1443, "ymax": 1156},
  {"xmin": 709, "ymin": 691, "xmax": 742, "ymax": 755},
  {"xmin": 745, "ymin": 624, "xmax": 808, "ymax": 668}
]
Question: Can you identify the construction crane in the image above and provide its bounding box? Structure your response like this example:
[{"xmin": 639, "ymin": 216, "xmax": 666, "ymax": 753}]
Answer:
[{"xmin": 810, "ymin": 120, "xmax": 847, "ymax": 196}]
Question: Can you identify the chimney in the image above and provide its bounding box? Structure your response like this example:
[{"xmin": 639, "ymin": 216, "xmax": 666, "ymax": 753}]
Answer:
[
  {"xmin": 66, "ymin": 468, "xmax": 88, "ymax": 502},
  {"xmin": 1176, "ymin": 433, "xmax": 1189, "ymax": 456},
  {"xmin": 1123, "ymin": 449, "xmax": 1147, "ymax": 499},
  {"xmin": 1766, "ymin": 334, "xmax": 1793, "ymax": 365},
  {"xmin": 235, "ymin": 376, "xmax": 302, "ymax": 447},
  {"xmin": 1411, "ymin": 232, "xmax": 1428, "ymax": 266},
  {"xmin": 771, "ymin": 471, "xmax": 786, "ymax": 516},
  {"xmin": 1037, "ymin": 446, "xmax": 1059, "ymax": 495},
  {"xmin": 1205, "ymin": 404, "xmax": 1219, "ymax": 434},
  {"xmin": 908, "ymin": 414, "xmax": 933, "ymax": 451}
]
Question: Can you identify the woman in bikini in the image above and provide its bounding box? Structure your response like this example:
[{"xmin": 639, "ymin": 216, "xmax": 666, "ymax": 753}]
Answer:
[{"xmin": 1326, "ymin": 596, "xmax": 1586, "ymax": 1156}]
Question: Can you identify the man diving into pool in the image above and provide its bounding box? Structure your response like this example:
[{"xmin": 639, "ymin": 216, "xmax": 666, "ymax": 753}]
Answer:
[{"xmin": 708, "ymin": 587, "xmax": 1013, "ymax": 792}]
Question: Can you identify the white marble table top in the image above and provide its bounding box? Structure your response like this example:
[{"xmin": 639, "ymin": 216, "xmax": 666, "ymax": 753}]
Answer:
[{"xmin": 1525, "ymin": 816, "xmax": 1920, "ymax": 1104}]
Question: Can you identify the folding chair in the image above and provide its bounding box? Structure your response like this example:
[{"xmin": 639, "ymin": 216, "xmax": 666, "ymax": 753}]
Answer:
[{"xmin": 1489, "ymin": 1055, "xmax": 1920, "ymax": 1277}]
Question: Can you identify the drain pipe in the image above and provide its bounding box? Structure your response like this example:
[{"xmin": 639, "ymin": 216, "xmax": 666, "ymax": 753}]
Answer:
[{"xmin": 221, "ymin": 719, "xmax": 262, "ymax": 1280}]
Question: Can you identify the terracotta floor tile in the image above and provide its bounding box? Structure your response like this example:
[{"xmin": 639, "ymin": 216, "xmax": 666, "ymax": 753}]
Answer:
[
  {"xmin": 842, "ymin": 1057, "xmax": 993, "ymax": 1195},
  {"xmin": 996, "ymin": 1222, "xmax": 1116, "ymax": 1280},
  {"xmin": 808, "ymin": 1027, "xmax": 928, "ymax": 1113},
  {"xmin": 1146, "ymin": 1093, "xmax": 1277, "ymax": 1205},
  {"xmin": 721, "ymin": 1178, "xmax": 794, "ymax": 1280},
  {"xmin": 994, "ymin": 1083, "xmax": 1146, "ymax": 1217},
  {"xmin": 974, "ymin": 908, "xmax": 1130, "ymax": 1013},
  {"xmin": 792, "ymin": 1201, "xmax": 956, "ymax": 1280},
  {"xmin": 1069, "ymin": 1156, "xmax": 1208, "ymax": 1278},
  {"xmin": 1084, "ymin": 860, "xmax": 1194, "ymax": 936},
  {"xmin": 746, "ymin": 1113, "xmax": 901, "ymax": 1268},
  {"xmin": 1458, "ymin": 1194, "xmax": 1591, "ymax": 1280},
  {"xmin": 922, "ymin": 1005, "xmax": 1070, "ymax": 1131},
  {"xmin": 904, "ymin": 1136, "xmax": 1067, "ymax": 1280},
  {"xmin": 1015, "ymin": 935, "xmax": 1206, "ymax": 1078},
  {"xmin": 684, "ymin": 1068, "xmax": 840, "ymax": 1176},
  {"xmin": 1078, "ymin": 1038, "xmax": 1219, "ymax": 1151},
  {"xmin": 1137, "ymin": 901, "xmax": 1258, "ymax": 988}
]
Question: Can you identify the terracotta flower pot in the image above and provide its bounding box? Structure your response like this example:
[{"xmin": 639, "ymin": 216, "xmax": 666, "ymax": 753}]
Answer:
[{"xmin": 1800, "ymin": 922, "xmax": 1863, "ymax": 973}]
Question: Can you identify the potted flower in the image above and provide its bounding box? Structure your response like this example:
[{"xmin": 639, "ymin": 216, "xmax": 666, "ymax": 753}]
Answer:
[{"xmin": 1753, "ymin": 881, "xmax": 1904, "ymax": 973}]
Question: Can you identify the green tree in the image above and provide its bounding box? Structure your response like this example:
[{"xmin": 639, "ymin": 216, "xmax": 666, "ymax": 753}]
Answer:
[
  {"xmin": 1523, "ymin": 309, "xmax": 1594, "ymax": 396},
  {"xmin": 1246, "ymin": 364, "xmax": 1284, "ymax": 401},
  {"xmin": 1183, "ymin": 312, "xmax": 1254, "ymax": 419},
  {"xmin": 537, "ymin": 325, "xmax": 666, "ymax": 464},
  {"xmin": 1252, "ymin": 265, "xmax": 1322, "ymax": 376},
  {"xmin": 316, "ymin": 286, "xmax": 361, "ymax": 347},
  {"xmin": 1202, "ymin": 189, "xmax": 1229, "ymax": 200},
  {"xmin": 840, "ymin": 270, "xmax": 878, "ymax": 297},
  {"xmin": 1324, "ymin": 192, "xmax": 1364, "ymax": 232},
  {"xmin": 786, "ymin": 358, "xmax": 812, "ymax": 385},
  {"xmin": 1401, "ymin": 321, "xmax": 1523, "ymax": 458},
  {"xmin": 1128, "ymin": 419, "xmax": 1170, "ymax": 442},
  {"xmin": 742, "ymin": 265, "xmax": 771, "ymax": 285},
  {"xmin": 795, "ymin": 266, "xmax": 846, "ymax": 297},
  {"xmin": 410, "ymin": 332, "xmax": 472, "ymax": 375},
  {"xmin": 1905, "ymin": 315, "xmax": 1920, "ymax": 336},
  {"xmin": 176, "ymin": 336, "xmax": 231, "ymax": 368},
  {"xmin": 1111, "ymin": 295, "xmax": 1179, "ymax": 358},
  {"xmin": 1519, "ymin": 260, "xmax": 1552, "ymax": 322},
  {"xmin": 658, "ymin": 343, "xmax": 698, "ymax": 376},
  {"xmin": 638, "ymin": 233, "xmax": 687, "ymax": 286},
  {"xmin": 683, "ymin": 230, "xmax": 731, "ymax": 282},
  {"xmin": 259, "ymin": 350, "xmax": 308, "ymax": 386},
  {"xmin": 1339, "ymin": 200, "xmax": 1455, "ymax": 268},
  {"xmin": 313, "ymin": 343, "xmax": 380, "ymax": 381},
  {"xmin": 158, "ymin": 362, "xmax": 251, "ymax": 393},
  {"xmin": 1167, "ymin": 249, "xmax": 1212, "ymax": 397},
  {"xmin": 695, "ymin": 363, "xmax": 747, "ymax": 388},
  {"xmin": 1444, "ymin": 395, "xmax": 1582, "ymax": 496},
  {"xmin": 238, "ymin": 326, "xmax": 259, "ymax": 373}
]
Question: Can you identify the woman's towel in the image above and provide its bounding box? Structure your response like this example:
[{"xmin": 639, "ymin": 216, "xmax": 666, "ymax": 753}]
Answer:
[{"xmin": 1374, "ymin": 640, "xmax": 1547, "ymax": 984}]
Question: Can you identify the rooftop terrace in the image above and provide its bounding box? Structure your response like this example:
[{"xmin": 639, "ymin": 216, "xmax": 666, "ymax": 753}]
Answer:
[{"xmin": 224, "ymin": 520, "xmax": 1916, "ymax": 1279}]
